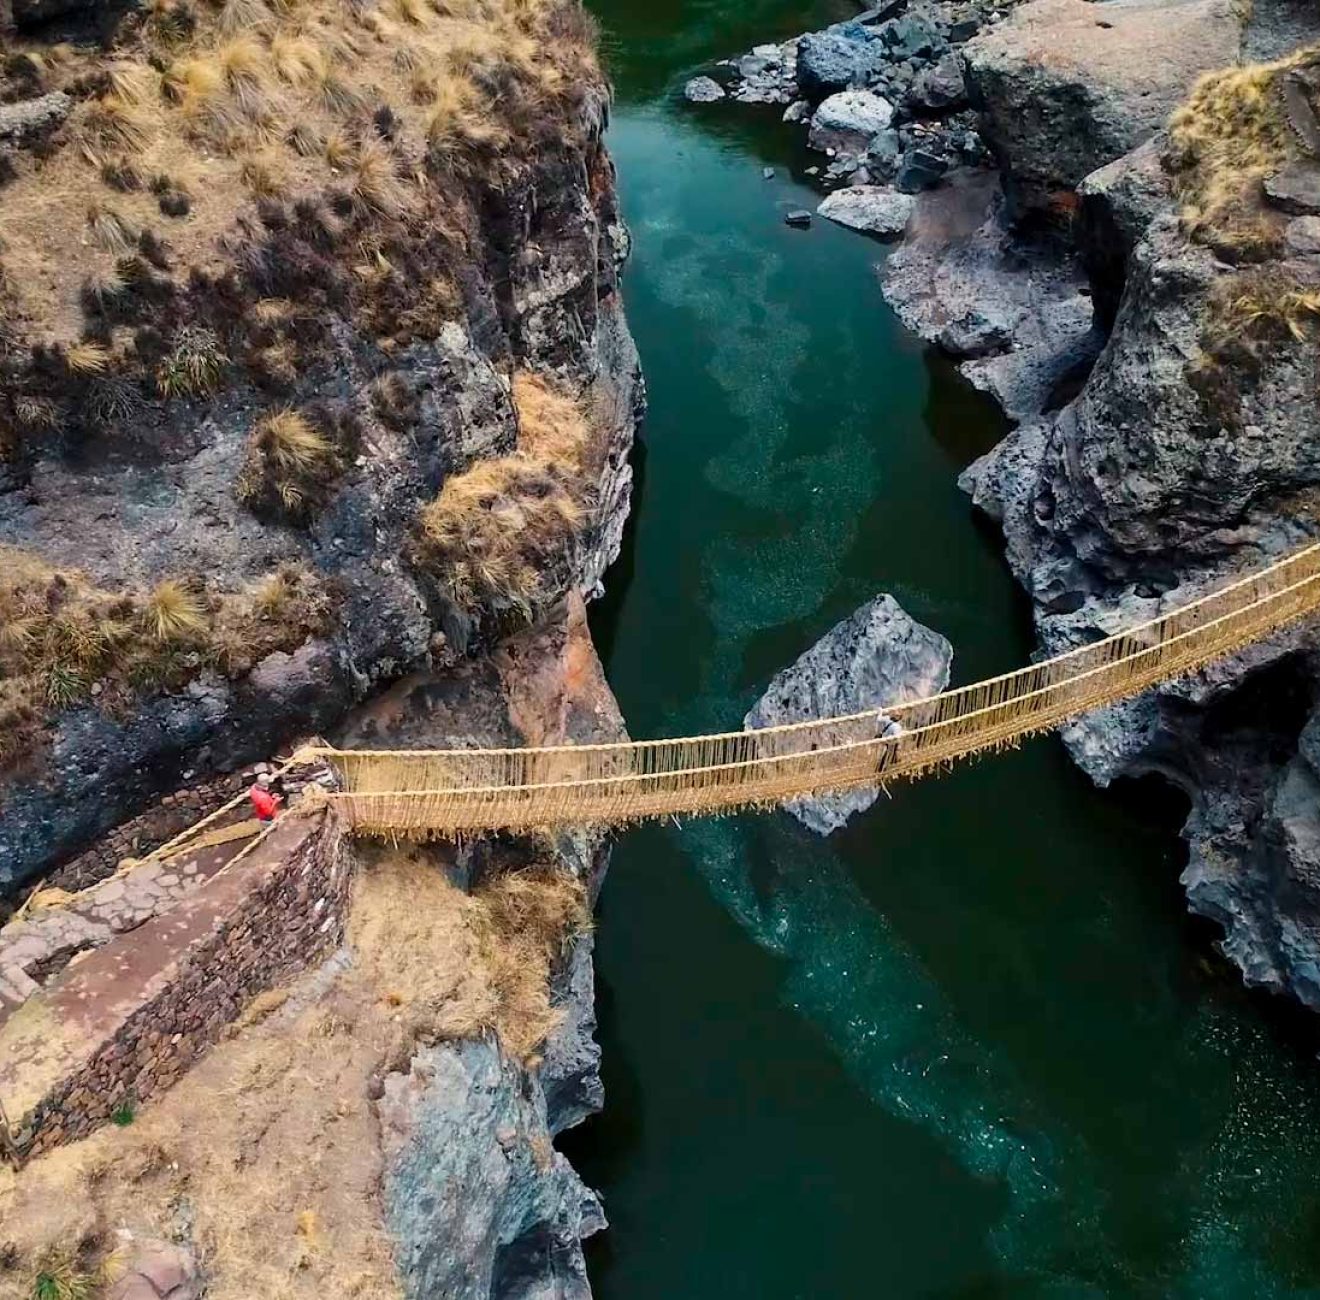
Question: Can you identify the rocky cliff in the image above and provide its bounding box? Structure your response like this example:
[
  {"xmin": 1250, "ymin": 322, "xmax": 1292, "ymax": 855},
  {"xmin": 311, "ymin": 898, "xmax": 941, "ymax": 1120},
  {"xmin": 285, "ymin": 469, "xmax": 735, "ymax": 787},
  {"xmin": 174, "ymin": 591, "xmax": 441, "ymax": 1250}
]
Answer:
[
  {"xmin": 916, "ymin": 0, "xmax": 1320, "ymax": 1008},
  {"xmin": 0, "ymin": 0, "xmax": 641, "ymax": 1295},
  {"xmin": 0, "ymin": 0, "xmax": 641, "ymax": 900},
  {"xmin": 716, "ymin": 0, "xmax": 1320, "ymax": 1011}
]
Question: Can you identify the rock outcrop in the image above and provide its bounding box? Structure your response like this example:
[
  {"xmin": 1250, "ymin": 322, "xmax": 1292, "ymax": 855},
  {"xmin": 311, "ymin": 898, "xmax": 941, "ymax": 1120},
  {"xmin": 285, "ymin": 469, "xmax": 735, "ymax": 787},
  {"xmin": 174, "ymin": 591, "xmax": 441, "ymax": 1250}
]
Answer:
[
  {"xmin": 943, "ymin": 9, "xmax": 1320, "ymax": 1007},
  {"xmin": 745, "ymin": 595, "xmax": 952, "ymax": 835},
  {"xmin": 718, "ymin": 0, "xmax": 1320, "ymax": 1008},
  {"xmin": 0, "ymin": 0, "xmax": 643, "ymax": 901},
  {"xmin": 962, "ymin": 0, "xmax": 1245, "ymax": 220},
  {"xmin": 382, "ymin": 1039, "xmax": 603, "ymax": 1300}
]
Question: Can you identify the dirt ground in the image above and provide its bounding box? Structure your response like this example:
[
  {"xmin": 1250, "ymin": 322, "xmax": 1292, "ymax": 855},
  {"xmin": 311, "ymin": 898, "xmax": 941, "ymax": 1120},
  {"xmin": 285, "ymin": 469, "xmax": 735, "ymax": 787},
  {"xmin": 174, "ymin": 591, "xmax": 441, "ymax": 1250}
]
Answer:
[{"xmin": 0, "ymin": 845, "xmax": 586, "ymax": 1300}]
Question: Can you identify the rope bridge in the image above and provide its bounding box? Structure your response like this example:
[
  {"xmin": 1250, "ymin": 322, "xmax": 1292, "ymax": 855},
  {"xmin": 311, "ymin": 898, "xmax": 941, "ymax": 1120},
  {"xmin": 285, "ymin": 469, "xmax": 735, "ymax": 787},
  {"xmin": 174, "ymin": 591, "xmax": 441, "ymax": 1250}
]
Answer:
[{"xmin": 300, "ymin": 542, "xmax": 1320, "ymax": 837}]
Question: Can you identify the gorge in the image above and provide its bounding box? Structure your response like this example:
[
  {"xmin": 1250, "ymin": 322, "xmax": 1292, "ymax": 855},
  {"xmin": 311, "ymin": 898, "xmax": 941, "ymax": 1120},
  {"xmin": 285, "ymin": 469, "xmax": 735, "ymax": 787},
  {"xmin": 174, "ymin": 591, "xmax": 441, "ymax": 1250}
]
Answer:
[{"xmin": 5, "ymin": 0, "xmax": 1320, "ymax": 1296}]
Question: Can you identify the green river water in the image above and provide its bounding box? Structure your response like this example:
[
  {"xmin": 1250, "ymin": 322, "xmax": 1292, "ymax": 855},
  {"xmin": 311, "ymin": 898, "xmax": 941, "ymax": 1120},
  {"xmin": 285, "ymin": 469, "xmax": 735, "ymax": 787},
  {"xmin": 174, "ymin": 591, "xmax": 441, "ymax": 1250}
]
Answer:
[{"xmin": 562, "ymin": 2, "xmax": 1320, "ymax": 1295}]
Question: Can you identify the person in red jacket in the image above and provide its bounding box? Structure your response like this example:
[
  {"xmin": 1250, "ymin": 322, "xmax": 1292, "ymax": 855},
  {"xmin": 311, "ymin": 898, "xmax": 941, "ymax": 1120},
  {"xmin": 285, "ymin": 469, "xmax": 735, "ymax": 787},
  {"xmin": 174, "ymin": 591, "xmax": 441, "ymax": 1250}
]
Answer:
[{"xmin": 248, "ymin": 773, "xmax": 283, "ymax": 822}]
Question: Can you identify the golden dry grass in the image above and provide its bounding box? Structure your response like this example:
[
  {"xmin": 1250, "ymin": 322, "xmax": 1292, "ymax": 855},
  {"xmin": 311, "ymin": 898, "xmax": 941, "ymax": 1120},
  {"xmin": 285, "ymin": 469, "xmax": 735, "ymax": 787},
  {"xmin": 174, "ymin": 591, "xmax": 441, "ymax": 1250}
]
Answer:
[
  {"xmin": 0, "ymin": 550, "xmax": 333, "ymax": 769},
  {"xmin": 1167, "ymin": 46, "xmax": 1320, "ymax": 258},
  {"xmin": 235, "ymin": 406, "xmax": 351, "ymax": 520},
  {"xmin": 0, "ymin": 0, "xmax": 601, "ymax": 343},
  {"xmin": 413, "ymin": 371, "xmax": 593, "ymax": 616},
  {"xmin": 0, "ymin": 845, "xmax": 587, "ymax": 1300},
  {"xmin": 350, "ymin": 846, "xmax": 589, "ymax": 1061}
]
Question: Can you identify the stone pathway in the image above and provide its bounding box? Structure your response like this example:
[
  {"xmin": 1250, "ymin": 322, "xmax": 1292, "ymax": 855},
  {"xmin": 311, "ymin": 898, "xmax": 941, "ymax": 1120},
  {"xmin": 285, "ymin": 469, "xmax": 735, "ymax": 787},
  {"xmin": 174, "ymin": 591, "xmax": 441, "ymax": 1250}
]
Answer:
[{"xmin": 0, "ymin": 828, "xmax": 257, "ymax": 1025}]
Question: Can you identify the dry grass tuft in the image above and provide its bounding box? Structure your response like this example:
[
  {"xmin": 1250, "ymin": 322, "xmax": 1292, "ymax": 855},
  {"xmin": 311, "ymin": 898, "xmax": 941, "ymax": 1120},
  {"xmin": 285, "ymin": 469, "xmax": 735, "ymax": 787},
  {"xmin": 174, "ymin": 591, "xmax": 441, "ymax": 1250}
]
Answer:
[
  {"xmin": 156, "ymin": 325, "xmax": 227, "ymax": 398},
  {"xmin": 1166, "ymin": 46, "xmax": 1320, "ymax": 258},
  {"xmin": 62, "ymin": 342, "xmax": 112, "ymax": 377},
  {"xmin": 412, "ymin": 371, "xmax": 592, "ymax": 618},
  {"xmin": 24, "ymin": 1245, "xmax": 103, "ymax": 1300},
  {"xmin": 144, "ymin": 579, "xmax": 208, "ymax": 642},
  {"xmin": 86, "ymin": 204, "xmax": 139, "ymax": 256},
  {"xmin": 349, "ymin": 847, "xmax": 588, "ymax": 1060},
  {"xmin": 0, "ymin": 549, "xmax": 333, "ymax": 769},
  {"xmin": 1213, "ymin": 271, "xmax": 1320, "ymax": 342},
  {"xmin": 235, "ymin": 406, "xmax": 353, "ymax": 521}
]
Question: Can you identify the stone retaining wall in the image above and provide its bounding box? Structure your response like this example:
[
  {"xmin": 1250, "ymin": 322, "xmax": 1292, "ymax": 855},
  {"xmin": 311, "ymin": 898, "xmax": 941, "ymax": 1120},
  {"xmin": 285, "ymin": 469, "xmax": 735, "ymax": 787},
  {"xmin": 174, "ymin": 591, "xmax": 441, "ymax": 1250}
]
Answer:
[
  {"xmin": 46, "ymin": 772, "xmax": 256, "ymax": 895},
  {"xmin": 6, "ymin": 811, "xmax": 355, "ymax": 1160}
]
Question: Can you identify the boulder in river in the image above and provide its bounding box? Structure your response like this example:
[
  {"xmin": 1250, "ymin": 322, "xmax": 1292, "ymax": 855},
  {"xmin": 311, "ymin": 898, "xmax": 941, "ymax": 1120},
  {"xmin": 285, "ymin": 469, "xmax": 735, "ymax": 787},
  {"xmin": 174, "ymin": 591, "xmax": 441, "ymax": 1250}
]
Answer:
[
  {"xmin": 818, "ymin": 186, "xmax": 915, "ymax": 237},
  {"xmin": 745, "ymin": 595, "xmax": 953, "ymax": 835},
  {"xmin": 797, "ymin": 23, "xmax": 887, "ymax": 100},
  {"xmin": 808, "ymin": 88, "xmax": 896, "ymax": 155},
  {"xmin": 684, "ymin": 75, "xmax": 726, "ymax": 103}
]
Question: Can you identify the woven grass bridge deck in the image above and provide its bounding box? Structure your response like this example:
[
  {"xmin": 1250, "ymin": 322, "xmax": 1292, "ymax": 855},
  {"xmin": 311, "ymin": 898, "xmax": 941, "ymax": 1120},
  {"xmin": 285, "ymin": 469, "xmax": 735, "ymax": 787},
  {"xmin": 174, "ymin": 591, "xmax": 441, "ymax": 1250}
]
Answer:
[{"xmin": 273, "ymin": 542, "xmax": 1320, "ymax": 836}]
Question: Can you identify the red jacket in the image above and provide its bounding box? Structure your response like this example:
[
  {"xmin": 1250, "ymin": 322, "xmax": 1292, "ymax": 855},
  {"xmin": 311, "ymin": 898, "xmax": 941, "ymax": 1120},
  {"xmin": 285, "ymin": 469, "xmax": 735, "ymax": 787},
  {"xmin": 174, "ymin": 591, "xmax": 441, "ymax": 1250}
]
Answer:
[{"xmin": 249, "ymin": 785, "xmax": 280, "ymax": 820}]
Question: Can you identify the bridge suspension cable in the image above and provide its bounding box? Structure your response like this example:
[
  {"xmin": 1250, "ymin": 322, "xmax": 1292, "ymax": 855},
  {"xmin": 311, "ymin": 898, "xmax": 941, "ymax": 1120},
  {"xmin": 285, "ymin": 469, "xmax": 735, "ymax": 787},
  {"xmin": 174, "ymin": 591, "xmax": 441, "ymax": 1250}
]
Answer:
[{"xmin": 302, "ymin": 542, "xmax": 1320, "ymax": 836}]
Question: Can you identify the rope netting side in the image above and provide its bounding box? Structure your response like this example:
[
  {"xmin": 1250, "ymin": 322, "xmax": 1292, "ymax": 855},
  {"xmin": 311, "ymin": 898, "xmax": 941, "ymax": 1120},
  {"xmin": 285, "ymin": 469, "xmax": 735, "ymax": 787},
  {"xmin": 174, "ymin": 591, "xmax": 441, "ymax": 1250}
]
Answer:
[{"xmin": 311, "ymin": 543, "xmax": 1320, "ymax": 834}]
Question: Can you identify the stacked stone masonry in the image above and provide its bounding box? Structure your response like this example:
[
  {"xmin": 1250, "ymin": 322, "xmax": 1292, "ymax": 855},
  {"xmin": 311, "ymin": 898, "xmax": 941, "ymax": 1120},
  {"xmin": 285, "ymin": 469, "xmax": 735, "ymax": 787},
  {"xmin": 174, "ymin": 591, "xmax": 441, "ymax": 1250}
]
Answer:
[
  {"xmin": 4, "ymin": 811, "xmax": 354, "ymax": 1160},
  {"xmin": 46, "ymin": 771, "xmax": 256, "ymax": 895}
]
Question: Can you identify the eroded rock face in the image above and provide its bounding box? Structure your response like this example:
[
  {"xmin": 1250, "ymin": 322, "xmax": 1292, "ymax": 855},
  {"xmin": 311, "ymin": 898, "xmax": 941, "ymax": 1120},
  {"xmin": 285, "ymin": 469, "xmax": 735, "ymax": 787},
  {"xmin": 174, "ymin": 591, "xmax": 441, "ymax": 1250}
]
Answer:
[
  {"xmin": 883, "ymin": 169, "xmax": 1099, "ymax": 421},
  {"xmin": 745, "ymin": 595, "xmax": 952, "ymax": 835},
  {"xmin": 958, "ymin": 124, "xmax": 1320, "ymax": 1008},
  {"xmin": 0, "ymin": 94, "xmax": 642, "ymax": 901},
  {"xmin": 336, "ymin": 592, "xmax": 623, "ymax": 1295},
  {"xmin": 963, "ymin": 0, "xmax": 1244, "ymax": 219},
  {"xmin": 382, "ymin": 1039, "xmax": 605, "ymax": 1300}
]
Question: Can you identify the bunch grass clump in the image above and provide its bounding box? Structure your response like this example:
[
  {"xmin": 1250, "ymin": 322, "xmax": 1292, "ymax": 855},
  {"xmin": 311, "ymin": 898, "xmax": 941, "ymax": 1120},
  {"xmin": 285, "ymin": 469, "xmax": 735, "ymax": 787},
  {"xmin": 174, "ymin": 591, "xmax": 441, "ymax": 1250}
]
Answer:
[
  {"xmin": 349, "ymin": 848, "xmax": 589, "ymax": 1061},
  {"xmin": 412, "ymin": 371, "xmax": 592, "ymax": 618},
  {"xmin": 234, "ymin": 405, "xmax": 355, "ymax": 521},
  {"xmin": 156, "ymin": 325, "xmax": 227, "ymax": 398},
  {"xmin": 0, "ymin": 549, "xmax": 333, "ymax": 771},
  {"xmin": 1167, "ymin": 47, "xmax": 1319, "ymax": 259}
]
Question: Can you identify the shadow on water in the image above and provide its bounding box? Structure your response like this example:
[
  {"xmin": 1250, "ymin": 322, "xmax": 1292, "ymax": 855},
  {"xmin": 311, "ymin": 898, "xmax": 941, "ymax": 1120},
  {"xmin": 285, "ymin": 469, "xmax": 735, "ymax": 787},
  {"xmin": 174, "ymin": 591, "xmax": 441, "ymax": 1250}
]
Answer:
[{"xmin": 562, "ymin": 3, "xmax": 1320, "ymax": 1296}]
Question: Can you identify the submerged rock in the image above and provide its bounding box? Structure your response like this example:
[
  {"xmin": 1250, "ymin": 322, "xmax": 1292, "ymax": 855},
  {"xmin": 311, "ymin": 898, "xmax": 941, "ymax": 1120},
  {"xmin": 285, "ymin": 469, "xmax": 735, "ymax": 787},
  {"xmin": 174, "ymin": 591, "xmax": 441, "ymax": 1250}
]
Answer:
[
  {"xmin": 818, "ymin": 186, "xmax": 915, "ymax": 236},
  {"xmin": 684, "ymin": 75, "xmax": 726, "ymax": 103},
  {"xmin": 784, "ymin": 209, "xmax": 814, "ymax": 227},
  {"xmin": 745, "ymin": 595, "xmax": 953, "ymax": 835}
]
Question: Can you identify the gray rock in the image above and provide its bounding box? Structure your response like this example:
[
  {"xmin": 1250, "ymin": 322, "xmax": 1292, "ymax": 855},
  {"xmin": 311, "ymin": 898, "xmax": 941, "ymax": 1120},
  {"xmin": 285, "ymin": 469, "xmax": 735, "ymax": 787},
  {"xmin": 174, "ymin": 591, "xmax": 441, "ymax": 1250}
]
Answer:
[
  {"xmin": 936, "ymin": 308, "xmax": 1013, "ymax": 357},
  {"xmin": 745, "ymin": 595, "xmax": 953, "ymax": 835},
  {"xmin": 883, "ymin": 169, "xmax": 1098, "ymax": 423},
  {"xmin": 783, "ymin": 99, "xmax": 811, "ymax": 123},
  {"xmin": 895, "ymin": 148, "xmax": 949, "ymax": 192},
  {"xmin": 818, "ymin": 185, "xmax": 915, "ymax": 236},
  {"xmin": 1263, "ymin": 162, "xmax": 1320, "ymax": 216},
  {"xmin": 1284, "ymin": 215, "xmax": 1320, "ymax": 254},
  {"xmin": 863, "ymin": 129, "xmax": 903, "ymax": 179},
  {"xmin": 881, "ymin": 13, "xmax": 946, "ymax": 59},
  {"xmin": 963, "ymin": 0, "xmax": 1245, "ymax": 220},
  {"xmin": 684, "ymin": 75, "xmax": 726, "ymax": 103},
  {"xmin": 382, "ymin": 1038, "xmax": 604, "ymax": 1300},
  {"xmin": 797, "ymin": 25, "xmax": 887, "ymax": 100},
  {"xmin": 809, "ymin": 88, "xmax": 896, "ymax": 156},
  {"xmin": 0, "ymin": 91, "xmax": 70, "ymax": 147},
  {"xmin": 909, "ymin": 52, "xmax": 967, "ymax": 111},
  {"xmin": 762, "ymin": 166, "xmax": 776, "ymax": 180},
  {"xmin": 784, "ymin": 209, "xmax": 814, "ymax": 227},
  {"xmin": 1076, "ymin": 137, "xmax": 1172, "ymax": 328}
]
